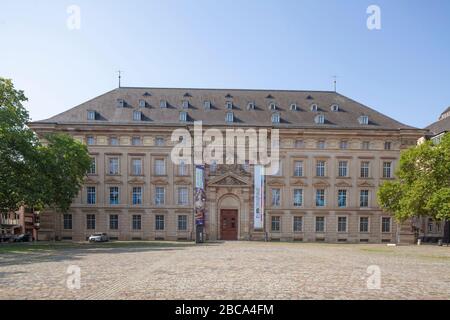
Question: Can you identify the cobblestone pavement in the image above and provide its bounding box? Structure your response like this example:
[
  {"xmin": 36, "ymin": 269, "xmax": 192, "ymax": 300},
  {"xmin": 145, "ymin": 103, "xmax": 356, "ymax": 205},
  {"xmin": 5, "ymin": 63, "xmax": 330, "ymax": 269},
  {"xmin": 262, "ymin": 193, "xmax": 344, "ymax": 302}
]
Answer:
[{"xmin": 1, "ymin": 241, "xmax": 450, "ymax": 300}]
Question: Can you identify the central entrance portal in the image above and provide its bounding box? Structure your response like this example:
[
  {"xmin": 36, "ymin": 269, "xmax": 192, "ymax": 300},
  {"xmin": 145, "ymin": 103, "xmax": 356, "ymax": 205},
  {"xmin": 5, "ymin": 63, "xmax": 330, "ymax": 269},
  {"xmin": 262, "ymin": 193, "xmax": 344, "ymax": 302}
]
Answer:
[{"xmin": 220, "ymin": 209, "xmax": 238, "ymax": 240}]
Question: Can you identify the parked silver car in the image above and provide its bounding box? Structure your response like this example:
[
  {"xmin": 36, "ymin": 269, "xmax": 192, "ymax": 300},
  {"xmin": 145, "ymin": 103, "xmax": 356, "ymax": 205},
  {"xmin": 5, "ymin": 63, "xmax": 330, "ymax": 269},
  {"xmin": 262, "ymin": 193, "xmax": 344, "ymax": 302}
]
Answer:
[{"xmin": 88, "ymin": 233, "xmax": 109, "ymax": 242}]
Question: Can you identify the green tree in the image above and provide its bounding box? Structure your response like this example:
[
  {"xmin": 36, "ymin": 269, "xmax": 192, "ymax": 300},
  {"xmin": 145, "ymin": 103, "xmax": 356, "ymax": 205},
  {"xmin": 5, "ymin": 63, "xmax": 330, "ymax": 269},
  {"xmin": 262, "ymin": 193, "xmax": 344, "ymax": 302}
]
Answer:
[
  {"xmin": 0, "ymin": 77, "xmax": 91, "ymax": 215},
  {"xmin": 378, "ymin": 133, "xmax": 450, "ymax": 221},
  {"xmin": 38, "ymin": 133, "xmax": 91, "ymax": 213},
  {"xmin": 0, "ymin": 77, "xmax": 39, "ymax": 212}
]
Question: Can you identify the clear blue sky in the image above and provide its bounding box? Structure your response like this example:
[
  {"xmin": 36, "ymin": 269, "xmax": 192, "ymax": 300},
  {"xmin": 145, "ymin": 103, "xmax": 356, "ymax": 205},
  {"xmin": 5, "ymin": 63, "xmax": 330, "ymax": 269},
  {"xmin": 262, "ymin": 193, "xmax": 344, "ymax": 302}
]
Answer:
[{"xmin": 1, "ymin": 0, "xmax": 449, "ymax": 128}]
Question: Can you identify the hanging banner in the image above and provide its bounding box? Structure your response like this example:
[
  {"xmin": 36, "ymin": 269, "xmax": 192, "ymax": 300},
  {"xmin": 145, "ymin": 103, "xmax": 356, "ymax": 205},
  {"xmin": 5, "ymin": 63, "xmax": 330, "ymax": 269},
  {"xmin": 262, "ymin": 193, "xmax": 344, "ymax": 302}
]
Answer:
[
  {"xmin": 194, "ymin": 165, "xmax": 206, "ymax": 226},
  {"xmin": 253, "ymin": 165, "xmax": 265, "ymax": 230}
]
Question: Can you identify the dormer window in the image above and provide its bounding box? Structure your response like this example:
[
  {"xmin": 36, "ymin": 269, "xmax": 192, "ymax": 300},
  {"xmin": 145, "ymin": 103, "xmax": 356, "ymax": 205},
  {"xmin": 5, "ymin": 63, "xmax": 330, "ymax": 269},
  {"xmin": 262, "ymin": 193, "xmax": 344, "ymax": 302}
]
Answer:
[
  {"xmin": 133, "ymin": 111, "xmax": 142, "ymax": 121},
  {"xmin": 182, "ymin": 100, "xmax": 189, "ymax": 109},
  {"xmin": 269, "ymin": 102, "xmax": 277, "ymax": 111},
  {"xmin": 160, "ymin": 100, "xmax": 167, "ymax": 108},
  {"xmin": 271, "ymin": 113, "xmax": 280, "ymax": 124},
  {"xmin": 179, "ymin": 111, "xmax": 187, "ymax": 122},
  {"xmin": 87, "ymin": 110, "xmax": 96, "ymax": 120},
  {"xmin": 315, "ymin": 114, "xmax": 325, "ymax": 124},
  {"xmin": 247, "ymin": 102, "xmax": 255, "ymax": 110},
  {"xmin": 226, "ymin": 112, "xmax": 234, "ymax": 123},
  {"xmin": 204, "ymin": 100, "xmax": 211, "ymax": 110},
  {"xmin": 226, "ymin": 101, "xmax": 233, "ymax": 110},
  {"xmin": 358, "ymin": 115, "xmax": 369, "ymax": 125},
  {"xmin": 117, "ymin": 99, "xmax": 124, "ymax": 108},
  {"xmin": 290, "ymin": 103, "xmax": 298, "ymax": 111},
  {"xmin": 139, "ymin": 100, "xmax": 146, "ymax": 108},
  {"xmin": 331, "ymin": 104, "xmax": 339, "ymax": 112},
  {"xmin": 310, "ymin": 104, "xmax": 318, "ymax": 112}
]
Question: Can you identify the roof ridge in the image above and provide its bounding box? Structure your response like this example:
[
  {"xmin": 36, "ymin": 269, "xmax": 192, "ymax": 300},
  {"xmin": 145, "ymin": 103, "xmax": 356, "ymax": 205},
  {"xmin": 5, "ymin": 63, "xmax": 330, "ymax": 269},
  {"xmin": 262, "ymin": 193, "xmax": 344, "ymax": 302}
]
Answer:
[{"xmin": 118, "ymin": 86, "xmax": 336, "ymax": 94}]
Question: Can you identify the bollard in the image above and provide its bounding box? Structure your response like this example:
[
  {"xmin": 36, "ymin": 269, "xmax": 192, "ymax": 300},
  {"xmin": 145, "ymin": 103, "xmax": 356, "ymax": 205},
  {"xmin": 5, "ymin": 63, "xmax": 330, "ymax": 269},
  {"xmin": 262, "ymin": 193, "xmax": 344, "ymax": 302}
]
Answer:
[
  {"xmin": 417, "ymin": 239, "xmax": 421, "ymax": 246},
  {"xmin": 438, "ymin": 239, "xmax": 443, "ymax": 246}
]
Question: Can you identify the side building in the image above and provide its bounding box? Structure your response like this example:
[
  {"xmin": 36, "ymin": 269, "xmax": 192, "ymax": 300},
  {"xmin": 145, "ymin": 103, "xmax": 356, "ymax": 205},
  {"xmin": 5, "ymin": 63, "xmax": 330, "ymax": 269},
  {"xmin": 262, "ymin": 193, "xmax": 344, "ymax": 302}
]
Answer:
[{"xmin": 29, "ymin": 87, "xmax": 424, "ymax": 243}]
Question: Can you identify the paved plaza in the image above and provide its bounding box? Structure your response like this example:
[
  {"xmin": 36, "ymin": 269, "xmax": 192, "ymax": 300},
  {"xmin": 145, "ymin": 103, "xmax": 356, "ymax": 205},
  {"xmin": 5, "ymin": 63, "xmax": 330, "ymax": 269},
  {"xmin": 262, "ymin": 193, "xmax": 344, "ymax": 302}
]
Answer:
[{"xmin": 0, "ymin": 241, "xmax": 449, "ymax": 300}]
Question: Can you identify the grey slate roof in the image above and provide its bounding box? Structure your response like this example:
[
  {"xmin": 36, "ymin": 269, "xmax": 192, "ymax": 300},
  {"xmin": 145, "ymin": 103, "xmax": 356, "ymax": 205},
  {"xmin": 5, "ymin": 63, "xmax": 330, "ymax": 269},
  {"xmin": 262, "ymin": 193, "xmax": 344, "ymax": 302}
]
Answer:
[
  {"xmin": 33, "ymin": 87, "xmax": 415, "ymax": 130},
  {"xmin": 426, "ymin": 112, "xmax": 450, "ymax": 135}
]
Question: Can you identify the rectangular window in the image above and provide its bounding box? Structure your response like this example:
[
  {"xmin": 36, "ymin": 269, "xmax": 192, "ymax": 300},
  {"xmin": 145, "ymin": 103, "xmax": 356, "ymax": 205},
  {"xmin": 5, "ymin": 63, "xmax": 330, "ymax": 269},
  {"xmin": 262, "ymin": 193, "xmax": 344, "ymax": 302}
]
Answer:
[
  {"xmin": 384, "ymin": 141, "xmax": 391, "ymax": 150},
  {"xmin": 155, "ymin": 215, "xmax": 165, "ymax": 230},
  {"xmin": 63, "ymin": 214, "xmax": 72, "ymax": 230},
  {"xmin": 178, "ymin": 215, "xmax": 187, "ymax": 231},
  {"xmin": 293, "ymin": 216, "xmax": 303, "ymax": 232},
  {"xmin": 155, "ymin": 137, "xmax": 165, "ymax": 146},
  {"xmin": 271, "ymin": 216, "xmax": 280, "ymax": 232},
  {"xmin": 362, "ymin": 141, "xmax": 370, "ymax": 150},
  {"xmin": 178, "ymin": 160, "xmax": 187, "ymax": 176},
  {"xmin": 316, "ymin": 189, "xmax": 325, "ymax": 207},
  {"xmin": 340, "ymin": 140, "xmax": 348, "ymax": 149},
  {"xmin": 338, "ymin": 216, "xmax": 347, "ymax": 232},
  {"xmin": 87, "ymin": 110, "xmax": 96, "ymax": 120},
  {"xmin": 226, "ymin": 112, "xmax": 234, "ymax": 122},
  {"xmin": 86, "ymin": 136, "xmax": 95, "ymax": 145},
  {"xmin": 317, "ymin": 140, "xmax": 325, "ymax": 149},
  {"xmin": 86, "ymin": 214, "xmax": 95, "ymax": 230},
  {"xmin": 109, "ymin": 214, "xmax": 118, "ymax": 230},
  {"xmin": 155, "ymin": 159, "xmax": 166, "ymax": 176},
  {"xmin": 132, "ymin": 215, "xmax": 141, "ymax": 230},
  {"xmin": 383, "ymin": 162, "xmax": 392, "ymax": 178},
  {"xmin": 87, "ymin": 186, "xmax": 96, "ymax": 204},
  {"xmin": 132, "ymin": 186, "xmax": 142, "ymax": 205},
  {"xmin": 132, "ymin": 159, "xmax": 142, "ymax": 175},
  {"xmin": 315, "ymin": 216, "xmax": 325, "ymax": 232},
  {"xmin": 293, "ymin": 189, "xmax": 303, "ymax": 207},
  {"xmin": 88, "ymin": 157, "xmax": 96, "ymax": 174},
  {"xmin": 382, "ymin": 217, "xmax": 391, "ymax": 233},
  {"xmin": 110, "ymin": 136, "xmax": 119, "ymax": 146},
  {"xmin": 360, "ymin": 161, "xmax": 370, "ymax": 178},
  {"xmin": 338, "ymin": 161, "xmax": 348, "ymax": 177},
  {"xmin": 155, "ymin": 187, "xmax": 165, "ymax": 205},
  {"xmin": 109, "ymin": 158, "xmax": 119, "ymax": 175},
  {"xmin": 271, "ymin": 189, "xmax": 281, "ymax": 207},
  {"xmin": 133, "ymin": 111, "xmax": 141, "ymax": 121},
  {"xmin": 131, "ymin": 136, "xmax": 141, "ymax": 146},
  {"xmin": 294, "ymin": 161, "xmax": 303, "ymax": 177},
  {"xmin": 109, "ymin": 186, "xmax": 119, "ymax": 205},
  {"xmin": 360, "ymin": 190, "xmax": 369, "ymax": 207},
  {"xmin": 338, "ymin": 189, "xmax": 347, "ymax": 207},
  {"xmin": 178, "ymin": 187, "xmax": 188, "ymax": 205},
  {"xmin": 316, "ymin": 160, "xmax": 326, "ymax": 177},
  {"xmin": 360, "ymin": 217, "xmax": 369, "ymax": 232}
]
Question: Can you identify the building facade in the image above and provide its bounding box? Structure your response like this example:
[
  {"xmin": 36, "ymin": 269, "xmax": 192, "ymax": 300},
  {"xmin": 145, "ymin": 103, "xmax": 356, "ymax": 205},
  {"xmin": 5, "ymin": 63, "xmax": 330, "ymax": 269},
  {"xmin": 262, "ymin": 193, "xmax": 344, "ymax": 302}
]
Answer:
[{"xmin": 29, "ymin": 87, "xmax": 424, "ymax": 243}]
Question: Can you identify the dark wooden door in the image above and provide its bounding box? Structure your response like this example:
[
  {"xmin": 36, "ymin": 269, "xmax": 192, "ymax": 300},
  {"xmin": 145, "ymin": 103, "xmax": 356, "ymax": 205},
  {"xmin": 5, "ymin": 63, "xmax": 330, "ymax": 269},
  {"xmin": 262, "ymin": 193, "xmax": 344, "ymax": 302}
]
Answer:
[{"xmin": 220, "ymin": 209, "xmax": 238, "ymax": 240}]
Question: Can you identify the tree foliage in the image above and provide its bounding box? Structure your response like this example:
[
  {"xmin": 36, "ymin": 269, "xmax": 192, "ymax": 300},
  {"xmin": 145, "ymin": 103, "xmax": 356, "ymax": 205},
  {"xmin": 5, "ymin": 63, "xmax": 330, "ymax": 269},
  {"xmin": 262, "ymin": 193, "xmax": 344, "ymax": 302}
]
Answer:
[
  {"xmin": 378, "ymin": 133, "xmax": 450, "ymax": 221},
  {"xmin": 0, "ymin": 77, "xmax": 91, "ymax": 214}
]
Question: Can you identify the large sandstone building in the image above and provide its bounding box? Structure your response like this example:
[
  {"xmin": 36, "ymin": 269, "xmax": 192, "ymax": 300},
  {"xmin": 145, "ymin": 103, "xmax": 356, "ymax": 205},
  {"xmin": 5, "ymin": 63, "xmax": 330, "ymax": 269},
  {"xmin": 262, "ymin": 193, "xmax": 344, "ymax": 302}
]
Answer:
[{"xmin": 29, "ymin": 87, "xmax": 424, "ymax": 243}]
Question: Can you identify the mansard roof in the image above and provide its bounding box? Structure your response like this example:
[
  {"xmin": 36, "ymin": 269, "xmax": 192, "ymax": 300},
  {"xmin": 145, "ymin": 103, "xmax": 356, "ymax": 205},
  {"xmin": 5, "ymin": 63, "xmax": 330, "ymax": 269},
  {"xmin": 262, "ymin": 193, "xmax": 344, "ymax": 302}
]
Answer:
[
  {"xmin": 31, "ymin": 87, "xmax": 416, "ymax": 130},
  {"xmin": 426, "ymin": 106, "xmax": 450, "ymax": 136}
]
